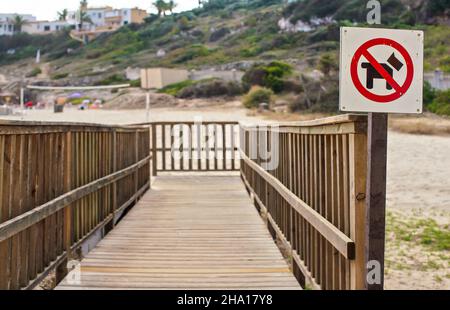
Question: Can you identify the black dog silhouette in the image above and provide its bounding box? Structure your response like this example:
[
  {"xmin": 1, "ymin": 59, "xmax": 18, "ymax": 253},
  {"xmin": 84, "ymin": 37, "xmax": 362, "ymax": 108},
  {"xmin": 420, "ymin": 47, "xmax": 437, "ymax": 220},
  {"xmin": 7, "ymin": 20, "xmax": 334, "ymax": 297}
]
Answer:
[
  {"xmin": 361, "ymin": 53, "xmax": 404, "ymax": 90},
  {"xmin": 361, "ymin": 63, "xmax": 394, "ymax": 90}
]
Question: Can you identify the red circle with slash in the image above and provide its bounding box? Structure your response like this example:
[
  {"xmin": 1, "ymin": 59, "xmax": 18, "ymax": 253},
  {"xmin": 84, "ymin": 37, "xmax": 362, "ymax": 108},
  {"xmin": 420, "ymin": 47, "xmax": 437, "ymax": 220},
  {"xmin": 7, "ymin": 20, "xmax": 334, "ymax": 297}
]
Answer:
[{"xmin": 351, "ymin": 38, "xmax": 414, "ymax": 103}]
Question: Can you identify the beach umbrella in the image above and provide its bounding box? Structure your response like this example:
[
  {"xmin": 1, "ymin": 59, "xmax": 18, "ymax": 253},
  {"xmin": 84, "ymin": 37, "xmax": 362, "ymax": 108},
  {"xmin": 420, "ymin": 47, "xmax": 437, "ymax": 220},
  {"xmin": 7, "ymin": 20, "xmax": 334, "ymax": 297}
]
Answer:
[{"xmin": 68, "ymin": 92, "xmax": 83, "ymax": 99}]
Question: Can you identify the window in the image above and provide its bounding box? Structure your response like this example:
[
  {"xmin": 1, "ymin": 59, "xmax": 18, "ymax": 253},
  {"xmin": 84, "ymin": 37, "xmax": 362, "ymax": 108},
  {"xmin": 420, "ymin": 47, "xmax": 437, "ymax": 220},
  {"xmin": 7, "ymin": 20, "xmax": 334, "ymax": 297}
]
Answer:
[
  {"xmin": 98, "ymin": 13, "xmax": 102, "ymax": 18},
  {"xmin": 44, "ymin": 25, "xmax": 50, "ymax": 31}
]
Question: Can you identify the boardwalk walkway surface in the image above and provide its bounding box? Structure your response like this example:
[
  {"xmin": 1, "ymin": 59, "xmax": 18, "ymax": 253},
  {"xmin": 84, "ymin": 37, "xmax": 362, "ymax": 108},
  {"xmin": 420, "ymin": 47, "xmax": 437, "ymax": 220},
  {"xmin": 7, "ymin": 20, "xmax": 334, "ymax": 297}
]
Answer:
[{"xmin": 57, "ymin": 175, "xmax": 301, "ymax": 290}]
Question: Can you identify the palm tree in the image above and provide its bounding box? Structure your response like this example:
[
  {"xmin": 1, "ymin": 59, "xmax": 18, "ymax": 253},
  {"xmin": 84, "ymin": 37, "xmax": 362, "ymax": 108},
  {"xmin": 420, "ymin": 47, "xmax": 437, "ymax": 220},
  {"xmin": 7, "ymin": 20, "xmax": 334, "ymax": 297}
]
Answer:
[
  {"xmin": 12, "ymin": 15, "xmax": 27, "ymax": 33},
  {"xmin": 79, "ymin": 11, "xmax": 93, "ymax": 31},
  {"xmin": 167, "ymin": 1, "xmax": 177, "ymax": 14},
  {"xmin": 57, "ymin": 9, "xmax": 69, "ymax": 21},
  {"xmin": 153, "ymin": 0, "xmax": 167, "ymax": 17}
]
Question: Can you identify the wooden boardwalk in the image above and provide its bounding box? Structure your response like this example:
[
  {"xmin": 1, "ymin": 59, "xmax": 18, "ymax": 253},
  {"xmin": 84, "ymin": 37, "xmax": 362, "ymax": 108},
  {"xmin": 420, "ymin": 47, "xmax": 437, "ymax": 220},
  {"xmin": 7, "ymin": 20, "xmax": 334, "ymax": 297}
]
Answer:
[{"xmin": 57, "ymin": 175, "xmax": 301, "ymax": 290}]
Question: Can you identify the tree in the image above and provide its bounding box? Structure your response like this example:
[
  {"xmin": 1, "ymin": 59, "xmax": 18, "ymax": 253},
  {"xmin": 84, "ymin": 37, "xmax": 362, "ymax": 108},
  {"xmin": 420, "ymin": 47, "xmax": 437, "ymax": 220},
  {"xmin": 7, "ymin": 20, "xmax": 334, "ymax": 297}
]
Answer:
[
  {"xmin": 167, "ymin": 1, "xmax": 177, "ymax": 14},
  {"xmin": 12, "ymin": 15, "xmax": 28, "ymax": 33},
  {"xmin": 57, "ymin": 9, "xmax": 69, "ymax": 21},
  {"xmin": 153, "ymin": 0, "xmax": 167, "ymax": 17},
  {"xmin": 79, "ymin": 11, "xmax": 93, "ymax": 30}
]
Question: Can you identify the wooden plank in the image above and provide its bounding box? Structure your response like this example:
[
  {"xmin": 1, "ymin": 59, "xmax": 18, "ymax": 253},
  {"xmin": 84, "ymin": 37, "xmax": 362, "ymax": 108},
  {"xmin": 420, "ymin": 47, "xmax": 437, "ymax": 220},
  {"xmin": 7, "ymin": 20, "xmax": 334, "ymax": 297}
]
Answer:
[
  {"xmin": 349, "ymin": 133, "xmax": 367, "ymax": 290},
  {"xmin": 56, "ymin": 175, "xmax": 300, "ymax": 290}
]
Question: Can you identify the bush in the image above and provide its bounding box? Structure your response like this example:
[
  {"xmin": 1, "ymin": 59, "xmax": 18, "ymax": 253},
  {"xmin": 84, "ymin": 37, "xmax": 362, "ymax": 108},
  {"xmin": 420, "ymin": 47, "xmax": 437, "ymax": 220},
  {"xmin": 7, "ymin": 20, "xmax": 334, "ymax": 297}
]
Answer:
[
  {"xmin": 177, "ymin": 79, "xmax": 243, "ymax": 98},
  {"xmin": 51, "ymin": 72, "xmax": 69, "ymax": 80},
  {"xmin": 94, "ymin": 74, "xmax": 127, "ymax": 86},
  {"xmin": 26, "ymin": 67, "xmax": 42, "ymax": 77},
  {"xmin": 209, "ymin": 27, "xmax": 230, "ymax": 42},
  {"xmin": 129, "ymin": 79, "xmax": 141, "ymax": 87},
  {"xmin": 427, "ymin": 89, "xmax": 450, "ymax": 116},
  {"xmin": 158, "ymin": 80, "xmax": 197, "ymax": 96},
  {"xmin": 243, "ymin": 86, "xmax": 274, "ymax": 109},
  {"xmin": 423, "ymin": 81, "xmax": 437, "ymax": 107},
  {"xmin": 174, "ymin": 45, "xmax": 211, "ymax": 64},
  {"xmin": 242, "ymin": 61, "xmax": 293, "ymax": 93}
]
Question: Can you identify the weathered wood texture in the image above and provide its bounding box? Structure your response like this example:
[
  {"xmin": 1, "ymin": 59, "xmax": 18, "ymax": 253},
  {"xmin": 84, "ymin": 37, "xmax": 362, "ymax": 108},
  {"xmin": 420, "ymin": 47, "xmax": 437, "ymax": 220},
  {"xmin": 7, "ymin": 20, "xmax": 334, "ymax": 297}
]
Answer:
[
  {"xmin": 150, "ymin": 122, "xmax": 240, "ymax": 175},
  {"xmin": 365, "ymin": 113, "xmax": 388, "ymax": 290},
  {"xmin": 0, "ymin": 122, "xmax": 151, "ymax": 290},
  {"xmin": 57, "ymin": 175, "xmax": 300, "ymax": 290},
  {"xmin": 240, "ymin": 114, "xmax": 369, "ymax": 290}
]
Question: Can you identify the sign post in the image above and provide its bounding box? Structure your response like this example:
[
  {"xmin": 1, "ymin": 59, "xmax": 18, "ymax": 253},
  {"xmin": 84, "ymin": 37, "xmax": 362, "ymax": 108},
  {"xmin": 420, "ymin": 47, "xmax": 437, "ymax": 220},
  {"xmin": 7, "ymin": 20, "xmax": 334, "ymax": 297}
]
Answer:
[
  {"xmin": 141, "ymin": 69, "xmax": 153, "ymax": 123},
  {"xmin": 340, "ymin": 27, "xmax": 424, "ymax": 290}
]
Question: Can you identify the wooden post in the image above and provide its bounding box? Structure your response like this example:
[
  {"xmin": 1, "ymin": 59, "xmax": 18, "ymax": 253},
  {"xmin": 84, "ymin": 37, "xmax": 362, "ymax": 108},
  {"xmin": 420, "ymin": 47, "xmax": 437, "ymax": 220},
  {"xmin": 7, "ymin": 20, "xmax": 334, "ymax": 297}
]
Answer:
[
  {"xmin": 151, "ymin": 124, "xmax": 157, "ymax": 176},
  {"xmin": 365, "ymin": 113, "xmax": 388, "ymax": 290},
  {"xmin": 135, "ymin": 131, "xmax": 139, "ymax": 199},
  {"xmin": 64, "ymin": 132, "xmax": 72, "ymax": 259},
  {"xmin": 112, "ymin": 129, "xmax": 117, "ymax": 225}
]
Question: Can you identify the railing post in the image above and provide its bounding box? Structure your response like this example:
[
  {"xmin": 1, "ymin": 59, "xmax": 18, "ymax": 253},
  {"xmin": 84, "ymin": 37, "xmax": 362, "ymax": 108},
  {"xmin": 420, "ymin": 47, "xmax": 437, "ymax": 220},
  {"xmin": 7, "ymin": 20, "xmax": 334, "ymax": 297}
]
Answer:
[
  {"xmin": 135, "ymin": 130, "xmax": 139, "ymax": 199},
  {"xmin": 349, "ymin": 131, "xmax": 368, "ymax": 290},
  {"xmin": 112, "ymin": 129, "xmax": 117, "ymax": 226},
  {"xmin": 58, "ymin": 131, "xmax": 72, "ymax": 283},
  {"xmin": 64, "ymin": 131, "xmax": 72, "ymax": 258},
  {"xmin": 151, "ymin": 124, "xmax": 158, "ymax": 176}
]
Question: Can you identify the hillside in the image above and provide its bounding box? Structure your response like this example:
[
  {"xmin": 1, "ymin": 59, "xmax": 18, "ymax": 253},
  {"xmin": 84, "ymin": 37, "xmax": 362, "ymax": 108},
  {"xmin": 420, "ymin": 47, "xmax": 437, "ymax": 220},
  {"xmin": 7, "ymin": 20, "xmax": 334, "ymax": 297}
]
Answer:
[{"xmin": 0, "ymin": 0, "xmax": 449, "ymax": 113}]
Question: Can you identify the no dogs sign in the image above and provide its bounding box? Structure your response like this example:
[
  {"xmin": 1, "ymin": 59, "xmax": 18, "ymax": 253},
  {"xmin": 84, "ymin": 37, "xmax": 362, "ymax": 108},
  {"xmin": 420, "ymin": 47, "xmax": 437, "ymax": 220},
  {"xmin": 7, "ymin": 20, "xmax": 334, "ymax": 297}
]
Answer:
[{"xmin": 340, "ymin": 27, "xmax": 424, "ymax": 114}]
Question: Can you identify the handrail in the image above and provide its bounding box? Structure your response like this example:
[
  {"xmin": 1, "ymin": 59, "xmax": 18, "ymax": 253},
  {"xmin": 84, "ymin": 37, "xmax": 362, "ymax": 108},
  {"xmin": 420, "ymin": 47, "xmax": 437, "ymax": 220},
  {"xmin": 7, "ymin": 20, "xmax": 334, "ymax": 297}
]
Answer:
[
  {"xmin": 239, "ymin": 114, "xmax": 368, "ymax": 290},
  {"xmin": 0, "ymin": 155, "xmax": 151, "ymax": 243},
  {"xmin": 0, "ymin": 122, "xmax": 151, "ymax": 290},
  {"xmin": 240, "ymin": 152, "xmax": 355, "ymax": 259}
]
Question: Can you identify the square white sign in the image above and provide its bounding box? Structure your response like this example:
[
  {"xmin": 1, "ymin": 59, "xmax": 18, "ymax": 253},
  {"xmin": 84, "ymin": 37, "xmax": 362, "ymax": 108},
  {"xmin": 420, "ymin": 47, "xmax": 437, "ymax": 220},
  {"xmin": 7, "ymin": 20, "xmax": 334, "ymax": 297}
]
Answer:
[{"xmin": 339, "ymin": 27, "xmax": 424, "ymax": 114}]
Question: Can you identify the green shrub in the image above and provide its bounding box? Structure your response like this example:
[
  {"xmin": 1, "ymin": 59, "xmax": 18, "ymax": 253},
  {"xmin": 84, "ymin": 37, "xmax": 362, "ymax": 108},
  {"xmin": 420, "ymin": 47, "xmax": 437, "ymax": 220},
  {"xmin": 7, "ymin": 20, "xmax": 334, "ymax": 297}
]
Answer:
[
  {"xmin": 428, "ymin": 89, "xmax": 450, "ymax": 116},
  {"xmin": 423, "ymin": 81, "xmax": 437, "ymax": 107},
  {"xmin": 177, "ymin": 79, "xmax": 243, "ymax": 98},
  {"xmin": 51, "ymin": 72, "xmax": 69, "ymax": 80},
  {"xmin": 158, "ymin": 80, "xmax": 197, "ymax": 96},
  {"xmin": 243, "ymin": 86, "xmax": 274, "ymax": 108},
  {"xmin": 242, "ymin": 61, "xmax": 293, "ymax": 93},
  {"xmin": 26, "ymin": 67, "xmax": 42, "ymax": 77},
  {"xmin": 94, "ymin": 74, "xmax": 127, "ymax": 86},
  {"xmin": 174, "ymin": 45, "xmax": 211, "ymax": 64},
  {"xmin": 129, "ymin": 79, "xmax": 141, "ymax": 87}
]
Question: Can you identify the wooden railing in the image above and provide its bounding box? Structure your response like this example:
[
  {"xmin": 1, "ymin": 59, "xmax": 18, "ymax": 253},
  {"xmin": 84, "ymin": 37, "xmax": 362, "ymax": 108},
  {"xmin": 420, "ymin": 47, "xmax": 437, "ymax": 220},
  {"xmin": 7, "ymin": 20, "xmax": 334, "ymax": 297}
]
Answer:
[
  {"xmin": 240, "ymin": 115, "xmax": 368, "ymax": 290},
  {"xmin": 150, "ymin": 122, "xmax": 240, "ymax": 174},
  {"xmin": 0, "ymin": 121, "xmax": 151, "ymax": 290}
]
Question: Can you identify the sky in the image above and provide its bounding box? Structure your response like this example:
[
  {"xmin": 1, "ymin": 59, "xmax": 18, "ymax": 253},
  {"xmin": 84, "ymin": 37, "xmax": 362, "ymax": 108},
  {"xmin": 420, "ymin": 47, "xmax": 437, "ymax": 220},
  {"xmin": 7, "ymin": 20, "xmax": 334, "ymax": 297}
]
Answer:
[{"xmin": 0, "ymin": 0, "xmax": 200, "ymax": 21}]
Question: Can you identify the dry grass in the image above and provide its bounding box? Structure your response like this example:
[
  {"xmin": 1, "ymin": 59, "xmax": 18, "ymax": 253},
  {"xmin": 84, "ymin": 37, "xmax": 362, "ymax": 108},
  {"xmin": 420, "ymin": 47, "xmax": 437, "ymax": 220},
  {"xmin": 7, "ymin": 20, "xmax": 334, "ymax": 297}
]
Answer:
[{"xmin": 389, "ymin": 114, "xmax": 450, "ymax": 136}]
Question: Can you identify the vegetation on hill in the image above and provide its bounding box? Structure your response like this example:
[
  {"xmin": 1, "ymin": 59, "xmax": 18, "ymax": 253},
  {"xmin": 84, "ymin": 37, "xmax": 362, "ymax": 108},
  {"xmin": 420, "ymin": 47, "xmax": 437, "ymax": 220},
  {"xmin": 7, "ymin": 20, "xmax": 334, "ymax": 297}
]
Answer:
[
  {"xmin": 0, "ymin": 30, "xmax": 79, "ymax": 65},
  {"xmin": 0, "ymin": 0, "xmax": 449, "ymax": 113}
]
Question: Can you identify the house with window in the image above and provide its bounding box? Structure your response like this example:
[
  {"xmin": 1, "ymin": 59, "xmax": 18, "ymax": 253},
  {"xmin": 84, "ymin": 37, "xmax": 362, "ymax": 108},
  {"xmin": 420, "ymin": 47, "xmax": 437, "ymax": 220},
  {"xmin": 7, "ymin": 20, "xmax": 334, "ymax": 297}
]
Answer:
[
  {"xmin": 68, "ymin": 6, "xmax": 147, "ymax": 32},
  {"xmin": 22, "ymin": 20, "xmax": 72, "ymax": 34},
  {"xmin": 0, "ymin": 14, "xmax": 36, "ymax": 36}
]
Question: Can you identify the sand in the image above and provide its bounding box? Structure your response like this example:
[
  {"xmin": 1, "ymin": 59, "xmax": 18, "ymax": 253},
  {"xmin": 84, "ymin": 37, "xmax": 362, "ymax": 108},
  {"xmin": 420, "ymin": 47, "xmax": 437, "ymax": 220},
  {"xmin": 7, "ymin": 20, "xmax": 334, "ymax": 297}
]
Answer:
[{"xmin": 1, "ymin": 106, "xmax": 449, "ymax": 290}]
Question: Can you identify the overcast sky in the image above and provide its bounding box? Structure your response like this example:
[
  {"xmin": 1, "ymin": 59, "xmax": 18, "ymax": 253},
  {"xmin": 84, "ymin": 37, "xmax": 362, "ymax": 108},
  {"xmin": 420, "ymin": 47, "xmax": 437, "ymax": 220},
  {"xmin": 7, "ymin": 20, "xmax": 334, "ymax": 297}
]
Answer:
[{"xmin": 0, "ymin": 0, "xmax": 200, "ymax": 21}]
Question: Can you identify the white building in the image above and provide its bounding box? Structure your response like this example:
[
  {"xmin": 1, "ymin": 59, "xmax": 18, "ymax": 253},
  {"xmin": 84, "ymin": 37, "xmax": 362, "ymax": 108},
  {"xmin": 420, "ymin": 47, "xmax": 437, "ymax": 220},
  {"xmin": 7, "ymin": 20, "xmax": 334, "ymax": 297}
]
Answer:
[
  {"xmin": 0, "ymin": 14, "xmax": 36, "ymax": 36},
  {"xmin": 23, "ymin": 20, "xmax": 72, "ymax": 34},
  {"xmin": 68, "ymin": 6, "xmax": 147, "ymax": 32}
]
